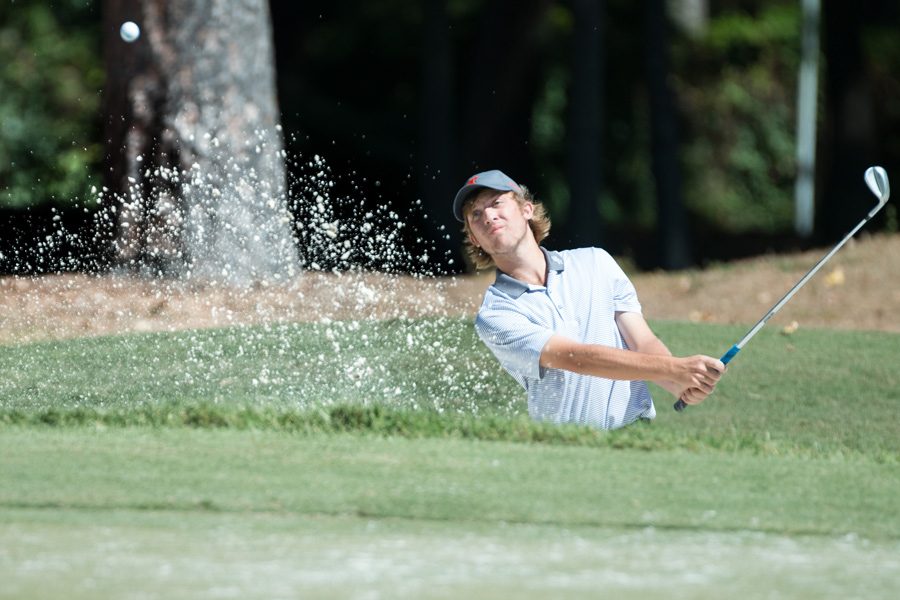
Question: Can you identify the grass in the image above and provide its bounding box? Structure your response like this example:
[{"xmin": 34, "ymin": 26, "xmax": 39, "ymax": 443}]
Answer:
[
  {"xmin": 1, "ymin": 318, "xmax": 899, "ymax": 598},
  {"xmin": 1, "ymin": 318, "xmax": 898, "ymax": 459},
  {"xmin": 0, "ymin": 317, "xmax": 519, "ymax": 415},
  {"xmin": 2, "ymin": 428, "xmax": 898, "ymax": 537}
]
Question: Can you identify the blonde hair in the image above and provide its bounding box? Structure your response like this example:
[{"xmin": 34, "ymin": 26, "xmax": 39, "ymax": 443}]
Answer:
[{"xmin": 461, "ymin": 186, "xmax": 551, "ymax": 271}]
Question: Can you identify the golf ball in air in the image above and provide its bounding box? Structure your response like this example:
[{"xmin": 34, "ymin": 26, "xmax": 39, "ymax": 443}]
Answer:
[{"xmin": 120, "ymin": 21, "xmax": 140, "ymax": 43}]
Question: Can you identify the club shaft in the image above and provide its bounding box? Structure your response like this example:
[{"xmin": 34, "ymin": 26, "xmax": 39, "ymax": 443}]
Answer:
[
  {"xmin": 673, "ymin": 209, "xmax": 881, "ymax": 413},
  {"xmin": 734, "ymin": 214, "xmax": 871, "ymax": 349}
]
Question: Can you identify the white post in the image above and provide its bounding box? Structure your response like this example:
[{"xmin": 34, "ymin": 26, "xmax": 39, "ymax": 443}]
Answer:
[{"xmin": 794, "ymin": 0, "xmax": 821, "ymax": 237}]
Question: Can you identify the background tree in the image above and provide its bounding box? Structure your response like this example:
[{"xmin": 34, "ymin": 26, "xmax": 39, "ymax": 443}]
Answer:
[
  {"xmin": 102, "ymin": 0, "xmax": 297, "ymax": 283},
  {"xmin": 0, "ymin": 1, "xmax": 103, "ymax": 273},
  {"xmin": 645, "ymin": 0, "xmax": 691, "ymax": 269},
  {"xmin": 820, "ymin": 0, "xmax": 877, "ymax": 241},
  {"xmin": 418, "ymin": 0, "xmax": 459, "ymax": 265},
  {"xmin": 459, "ymin": 0, "xmax": 551, "ymax": 176},
  {"xmin": 671, "ymin": 3, "xmax": 803, "ymax": 261},
  {"xmin": 562, "ymin": 0, "xmax": 605, "ymax": 249},
  {"xmin": 4, "ymin": 0, "xmax": 900, "ymax": 277}
]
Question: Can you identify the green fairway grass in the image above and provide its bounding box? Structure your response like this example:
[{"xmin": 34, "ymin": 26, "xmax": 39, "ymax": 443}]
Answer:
[
  {"xmin": 2, "ymin": 429, "xmax": 898, "ymax": 537},
  {"xmin": 1, "ymin": 318, "xmax": 899, "ymax": 597},
  {"xmin": 1, "ymin": 430, "xmax": 899, "ymax": 599},
  {"xmin": 1, "ymin": 318, "xmax": 898, "ymax": 459}
]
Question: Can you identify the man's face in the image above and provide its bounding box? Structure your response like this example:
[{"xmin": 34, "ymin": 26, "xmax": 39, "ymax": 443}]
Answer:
[{"xmin": 464, "ymin": 190, "xmax": 534, "ymax": 258}]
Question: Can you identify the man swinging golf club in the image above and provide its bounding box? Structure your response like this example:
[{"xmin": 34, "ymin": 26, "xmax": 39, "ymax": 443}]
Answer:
[{"xmin": 454, "ymin": 170, "xmax": 724, "ymax": 430}]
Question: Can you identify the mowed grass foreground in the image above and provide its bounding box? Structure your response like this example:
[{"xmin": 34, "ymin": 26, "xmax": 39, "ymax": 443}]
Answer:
[{"xmin": 1, "ymin": 318, "xmax": 899, "ymax": 598}]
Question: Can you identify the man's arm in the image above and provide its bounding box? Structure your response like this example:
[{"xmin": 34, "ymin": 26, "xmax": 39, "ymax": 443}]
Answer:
[
  {"xmin": 614, "ymin": 311, "xmax": 719, "ymax": 405},
  {"xmin": 539, "ymin": 330, "xmax": 723, "ymax": 395},
  {"xmin": 615, "ymin": 311, "xmax": 679, "ymax": 395}
]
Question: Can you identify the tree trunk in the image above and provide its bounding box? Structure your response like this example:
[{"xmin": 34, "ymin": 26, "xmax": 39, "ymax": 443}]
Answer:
[
  {"xmin": 460, "ymin": 0, "xmax": 550, "ymax": 177},
  {"xmin": 820, "ymin": 0, "xmax": 877, "ymax": 241},
  {"xmin": 419, "ymin": 0, "xmax": 461, "ymax": 270},
  {"xmin": 102, "ymin": 0, "xmax": 297, "ymax": 284},
  {"xmin": 564, "ymin": 0, "xmax": 605, "ymax": 249},
  {"xmin": 645, "ymin": 0, "xmax": 691, "ymax": 269}
]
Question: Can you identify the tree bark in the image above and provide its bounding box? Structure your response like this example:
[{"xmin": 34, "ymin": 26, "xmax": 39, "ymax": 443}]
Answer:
[
  {"xmin": 102, "ymin": 0, "xmax": 297, "ymax": 284},
  {"xmin": 564, "ymin": 0, "xmax": 605, "ymax": 249},
  {"xmin": 820, "ymin": 0, "xmax": 877, "ymax": 241},
  {"xmin": 460, "ymin": 0, "xmax": 550, "ymax": 177},
  {"xmin": 645, "ymin": 0, "xmax": 691, "ymax": 269},
  {"xmin": 419, "ymin": 0, "xmax": 461, "ymax": 270}
]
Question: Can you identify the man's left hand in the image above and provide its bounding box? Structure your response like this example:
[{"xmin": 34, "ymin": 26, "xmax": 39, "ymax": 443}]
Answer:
[{"xmin": 679, "ymin": 385, "xmax": 714, "ymax": 406}]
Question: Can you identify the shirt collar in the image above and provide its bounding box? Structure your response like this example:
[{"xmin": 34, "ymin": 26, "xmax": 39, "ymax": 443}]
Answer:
[{"xmin": 492, "ymin": 248, "xmax": 565, "ymax": 299}]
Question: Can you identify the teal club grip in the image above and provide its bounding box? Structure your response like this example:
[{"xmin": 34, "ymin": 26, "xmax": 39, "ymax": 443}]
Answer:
[
  {"xmin": 720, "ymin": 344, "xmax": 741, "ymax": 365},
  {"xmin": 673, "ymin": 345, "xmax": 739, "ymax": 412}
]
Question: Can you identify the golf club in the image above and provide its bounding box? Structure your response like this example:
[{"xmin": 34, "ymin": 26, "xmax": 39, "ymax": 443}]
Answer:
[{"xmin": 674, "ymin": 165, "xmax": 891, "ymax": 412}]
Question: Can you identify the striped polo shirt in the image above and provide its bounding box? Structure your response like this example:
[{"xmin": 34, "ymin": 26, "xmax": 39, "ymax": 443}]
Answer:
[{"xmin": 474, "ymin": 247, "xmax": 656, "ymax": 430}]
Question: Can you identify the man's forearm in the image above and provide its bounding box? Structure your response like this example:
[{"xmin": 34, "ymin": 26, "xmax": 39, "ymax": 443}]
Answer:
[
  {"xmin": 541, "ymin": 334, "xmax": 724, "ymax": 392},
  {"xmin": 630, "ymin": 336, "xmax": 682, "ymax": 395},
  {"xmin": 541, "ymin": 336, "xmax": 679, "ymax": 382},
  {"xmin": 611, "ymin": 313, "xmax": 723, "ymax": 402}
]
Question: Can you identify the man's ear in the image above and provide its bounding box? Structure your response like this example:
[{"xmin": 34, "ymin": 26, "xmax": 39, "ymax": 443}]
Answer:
[
  {"xmin": 521, "ymin": 201, "xmax": 535, "ymax": 220},
  {"xmin": 467, "ymin": 229, "xmax": 480, "ymax": 248}
]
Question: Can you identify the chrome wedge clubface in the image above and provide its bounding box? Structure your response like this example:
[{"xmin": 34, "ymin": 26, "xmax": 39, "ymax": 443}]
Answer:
[{"xmin": 864, "ymin": 166, "xmax": 890, "ymax": 216}]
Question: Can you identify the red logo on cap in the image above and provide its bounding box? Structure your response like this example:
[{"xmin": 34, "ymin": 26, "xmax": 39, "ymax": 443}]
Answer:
[{"xmin": 467, "ymin": 176, "xmax": 479, "ymax": 185}]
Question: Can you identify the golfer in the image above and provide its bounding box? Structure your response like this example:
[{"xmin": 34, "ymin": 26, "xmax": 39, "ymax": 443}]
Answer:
[{"xmin": 453, "ymin": 170, "xmax": 724, "ymax": 429}]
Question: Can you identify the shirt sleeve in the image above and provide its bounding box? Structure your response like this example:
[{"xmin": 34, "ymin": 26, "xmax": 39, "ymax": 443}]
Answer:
[
  {"xmin": 595, "ymin": 249, "xmax": 642, "ymax": 313},
  {"xmin": 474, "ymin": 301, "xmax": 556, "ymax": 381}
]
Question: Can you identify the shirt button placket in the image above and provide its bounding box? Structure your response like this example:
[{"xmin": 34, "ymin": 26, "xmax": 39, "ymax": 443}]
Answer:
[{"xmin": 547, "ymin": 289, "xmax": 563, "ymax": 313}]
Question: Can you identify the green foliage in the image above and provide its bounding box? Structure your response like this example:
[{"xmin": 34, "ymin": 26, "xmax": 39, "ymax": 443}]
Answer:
[
  {"xmin": 2, "ymin": 0, "xmax": 897, "ymax": 245},
  {"xmin": 864, "ymin": 21, "xmax": 900, "ymax": 199},
  {"xmin": 530, "ymin": 64, "xmax": 571, "ymax": 220},
  {"xmin": 0, "ymin": 0, "xmax": 103, "ymax": 208},
  {"xmin": 674, "ymin": 2, "xmax": 800, "ymax": 233}
]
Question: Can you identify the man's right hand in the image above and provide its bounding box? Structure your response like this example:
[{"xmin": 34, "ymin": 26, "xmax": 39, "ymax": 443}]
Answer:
[{"xmin": 671, "ymin": 355, "xmax": 724, "ymax": 404}]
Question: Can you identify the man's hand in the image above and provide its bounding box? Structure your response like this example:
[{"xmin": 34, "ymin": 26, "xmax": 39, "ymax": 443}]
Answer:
[
  {"xmin": 679, "ymin": 386, "xmax": 713, "ymax": 406},
  {"xmin": 671, "ymin": 355, "xmax": 724, "ymax": 405},
  {"xmin": 599, "ymin": 313, "xmax": 727, "ymax": 405}
]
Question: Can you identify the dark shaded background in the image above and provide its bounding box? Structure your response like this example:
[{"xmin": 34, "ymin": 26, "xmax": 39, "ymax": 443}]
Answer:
[{"xmin": 2, "ymin": 0, "xmax": 899, "ymax": 275}]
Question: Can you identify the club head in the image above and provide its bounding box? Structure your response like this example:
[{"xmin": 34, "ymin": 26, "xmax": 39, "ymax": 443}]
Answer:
[{"xmin": 864, "ymin": 166, "xmax": 890, "ymax": 211}]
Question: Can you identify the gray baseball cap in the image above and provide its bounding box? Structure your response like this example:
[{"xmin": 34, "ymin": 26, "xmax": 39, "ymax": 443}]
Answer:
[{"xmin": 452, "ymin": 169, "xmax": 523, "ymax": 222}]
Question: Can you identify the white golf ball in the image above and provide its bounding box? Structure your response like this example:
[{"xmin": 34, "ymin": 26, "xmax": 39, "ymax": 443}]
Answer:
[{"xmin": 120, "ymin": 21, "xmax": 140, "ymax": 43}]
